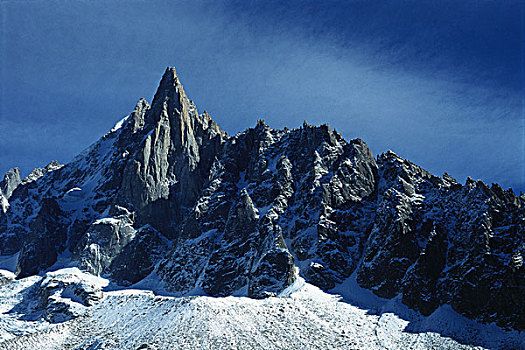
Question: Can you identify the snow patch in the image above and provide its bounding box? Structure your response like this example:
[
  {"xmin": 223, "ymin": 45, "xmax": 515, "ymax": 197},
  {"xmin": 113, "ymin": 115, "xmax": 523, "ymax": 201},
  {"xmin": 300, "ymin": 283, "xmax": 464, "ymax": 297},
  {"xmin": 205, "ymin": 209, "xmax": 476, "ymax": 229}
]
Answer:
[{"xmin": 110, "ymin": 116, "xmax": 129, "ymax": 133}]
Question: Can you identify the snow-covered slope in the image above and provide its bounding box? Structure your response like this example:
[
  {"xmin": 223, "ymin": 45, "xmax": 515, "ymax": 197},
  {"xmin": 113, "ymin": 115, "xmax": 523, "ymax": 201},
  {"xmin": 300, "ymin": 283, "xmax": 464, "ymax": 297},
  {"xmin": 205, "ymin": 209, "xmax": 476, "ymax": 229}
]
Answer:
[{"xmin": 0, "ymin": 269, "xmax": 522, "ymax": 350}]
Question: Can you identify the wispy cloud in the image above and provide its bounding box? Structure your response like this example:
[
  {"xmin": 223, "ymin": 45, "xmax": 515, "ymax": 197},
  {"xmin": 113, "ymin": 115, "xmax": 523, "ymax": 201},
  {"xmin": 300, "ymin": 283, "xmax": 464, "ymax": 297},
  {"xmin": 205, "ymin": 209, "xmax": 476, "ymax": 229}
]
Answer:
[{"xmin": 0, "ymin": 0, "xmax": 523, "ymax": 191}]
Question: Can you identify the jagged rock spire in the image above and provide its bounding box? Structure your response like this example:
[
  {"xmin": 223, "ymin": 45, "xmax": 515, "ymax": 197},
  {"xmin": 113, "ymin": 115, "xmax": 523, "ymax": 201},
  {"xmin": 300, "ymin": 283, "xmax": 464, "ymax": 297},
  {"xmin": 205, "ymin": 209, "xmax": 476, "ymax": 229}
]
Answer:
[
  {"xmin": 0, "ymin": 168, "xmax": 21, "ymax": 199},
  {"xmin": 150, "ymin": 67, "xmax": 188, "ymax": 119},
  {"xmin": 0, "ymin": 168, "xmax": 21, "ymax": 213},
  {"xmin": 130, "ymin": 98, "xmax": 150, "ymax": 133},
  {"xmin": 119, "ymin": 67, "xmax": 226, "ymax": 233},
  {"xmin": 149, "ymin": 67, "xmax": 199, "ymax": 157}
]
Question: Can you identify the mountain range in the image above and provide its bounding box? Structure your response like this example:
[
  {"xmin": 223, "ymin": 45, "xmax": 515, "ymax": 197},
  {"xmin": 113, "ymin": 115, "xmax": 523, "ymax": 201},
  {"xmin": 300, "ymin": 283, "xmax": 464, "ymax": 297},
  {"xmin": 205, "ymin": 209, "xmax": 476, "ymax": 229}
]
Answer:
[{"xmin": 0, "ymin": 67, "xmax": 523, "ymax": 349}]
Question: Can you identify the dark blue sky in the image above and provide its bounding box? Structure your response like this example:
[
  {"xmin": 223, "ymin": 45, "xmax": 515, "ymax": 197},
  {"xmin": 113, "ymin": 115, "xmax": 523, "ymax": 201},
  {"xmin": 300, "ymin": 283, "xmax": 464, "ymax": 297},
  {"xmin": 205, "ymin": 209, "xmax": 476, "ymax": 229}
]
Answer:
[{"xmin": 1, "ymin": 0, "xmax": 524, "ymax": 191}]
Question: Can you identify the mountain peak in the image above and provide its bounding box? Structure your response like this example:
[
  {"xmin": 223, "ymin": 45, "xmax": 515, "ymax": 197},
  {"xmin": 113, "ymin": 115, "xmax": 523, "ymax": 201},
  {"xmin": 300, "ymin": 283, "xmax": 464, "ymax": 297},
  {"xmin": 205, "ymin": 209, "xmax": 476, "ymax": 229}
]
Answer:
[
  {"xmin": 150, "ymin": 66, "xmax": 188, "ymax": 116},
  {"xmin": 160, "ymin": 66, "xmax": 180, "ymax": 87}
]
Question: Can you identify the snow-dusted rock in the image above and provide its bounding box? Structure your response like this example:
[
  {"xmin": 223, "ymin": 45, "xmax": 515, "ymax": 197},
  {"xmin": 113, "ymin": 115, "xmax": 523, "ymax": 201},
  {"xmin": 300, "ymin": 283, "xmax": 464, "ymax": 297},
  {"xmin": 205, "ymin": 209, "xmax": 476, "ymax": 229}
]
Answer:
[
  {"xmin": 0, "ymin": 168, "xmax": 21, "ymax": 214},
  {"xmin": 37, "ymin": 268, "xmax": 107, "ymax": 322},
  {"xmin": 21, "ymin": 161, "xmax": 62, "ymax": 186},
  {"xmin": 0, "ymin": 168, "xmax": 21, "ymax": 200},
  {"xmin": 0, "ymin": 270, "xmax": 14, "ymax": 287}
]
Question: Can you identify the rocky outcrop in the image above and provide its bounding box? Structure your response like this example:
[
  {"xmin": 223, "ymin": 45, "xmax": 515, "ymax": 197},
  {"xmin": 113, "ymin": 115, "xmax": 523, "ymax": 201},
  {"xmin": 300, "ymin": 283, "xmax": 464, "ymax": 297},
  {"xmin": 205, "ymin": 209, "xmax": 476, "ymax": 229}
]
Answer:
[
  {"xmin": 108, "ymin": 225, "xmax": 168, "ymax": 286},
  {"xmin": 0, "ymin": 168, "xmax": 21, "ymax": 199},
  {"xmin": 15, "ymin": 197, "xmax": 69, "ymax": 278},
  {"xmin": 21, "ymin": 161, "xmax": 62, "ymax": 185},
  {"xmin": 37, "ymin": 269, "xmax": 106, "ymax": 322},
  {"xmin": 0, "ymin": 67, "xmax": 523, "ymax": 330},
  {"xmin": 77, "ymin": 216, "xmax": 137, "ymax": 277},
  {"xmin": 0, "ymin": 168, "xmax": 21, "ymax": 213}
]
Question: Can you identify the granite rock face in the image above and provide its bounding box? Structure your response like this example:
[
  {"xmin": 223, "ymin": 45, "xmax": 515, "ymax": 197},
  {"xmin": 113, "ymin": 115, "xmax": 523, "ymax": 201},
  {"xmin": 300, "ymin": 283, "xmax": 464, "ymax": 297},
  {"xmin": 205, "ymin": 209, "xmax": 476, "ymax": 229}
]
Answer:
[{"xmin": 0, "ymin": 67, "xmax": 523, "ymax": 330}]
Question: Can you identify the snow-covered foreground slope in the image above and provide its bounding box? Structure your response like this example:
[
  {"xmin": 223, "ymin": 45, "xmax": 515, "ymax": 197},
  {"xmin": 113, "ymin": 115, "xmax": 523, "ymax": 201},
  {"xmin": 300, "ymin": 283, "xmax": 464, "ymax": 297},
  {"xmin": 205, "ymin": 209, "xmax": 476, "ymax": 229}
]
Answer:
[{"xmin": 0, "ymin": 269, "xmax": 522, "ymax": 350}]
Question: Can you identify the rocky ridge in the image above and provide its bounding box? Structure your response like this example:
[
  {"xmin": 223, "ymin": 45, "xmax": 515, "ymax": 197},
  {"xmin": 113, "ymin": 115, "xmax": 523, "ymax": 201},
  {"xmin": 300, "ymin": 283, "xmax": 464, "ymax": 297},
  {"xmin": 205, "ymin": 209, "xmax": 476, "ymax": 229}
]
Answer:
[{"xmin": 0, "ymin": 67, "xmax": 523, "ymax": 330}]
